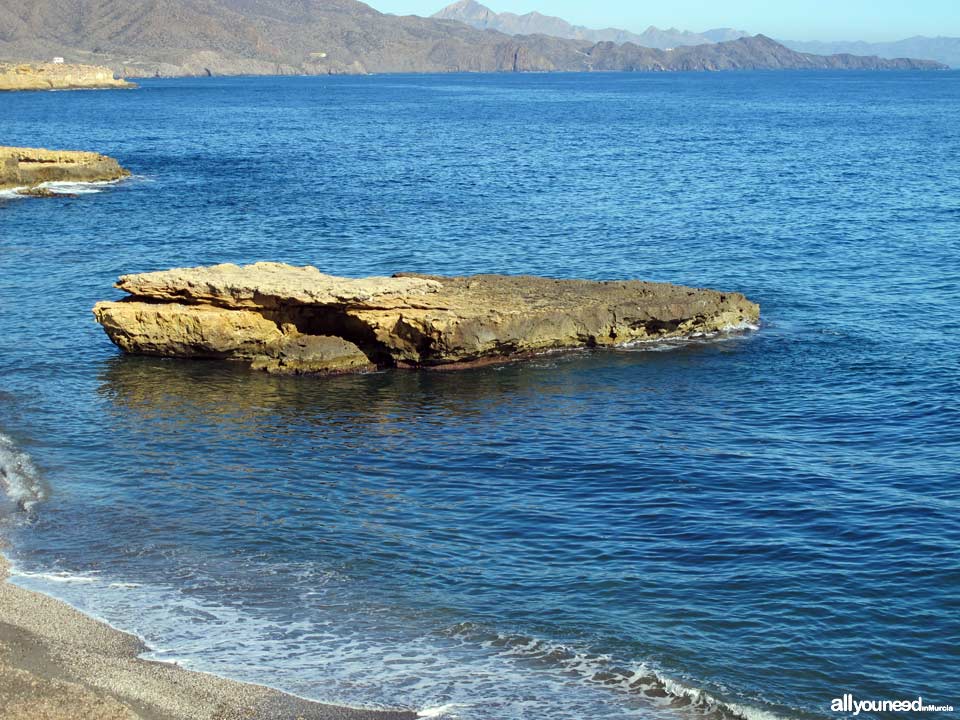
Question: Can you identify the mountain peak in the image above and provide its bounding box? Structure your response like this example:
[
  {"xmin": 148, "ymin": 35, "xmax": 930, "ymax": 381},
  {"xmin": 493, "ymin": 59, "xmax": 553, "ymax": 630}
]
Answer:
[
  {"xmin": 433, "ymin": 0, "xmax": 495, "ymax": 20},
  {"xmin": 433, "ymin": 5, "xmax": 721, "ymax": 49}
]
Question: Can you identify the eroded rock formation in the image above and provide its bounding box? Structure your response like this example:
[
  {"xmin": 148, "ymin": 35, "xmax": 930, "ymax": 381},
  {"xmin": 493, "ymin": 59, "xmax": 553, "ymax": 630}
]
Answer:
[
  {"xmin": 0, "ymin": 146, "xmax": 130, "ymax": 191},
  {"xmin": 93, "ymin": 262, "xmax": 760, "ymax": 375},
  {"xmin": 0, "ymin": 63, "xmax": 134, "ymax": 91}
]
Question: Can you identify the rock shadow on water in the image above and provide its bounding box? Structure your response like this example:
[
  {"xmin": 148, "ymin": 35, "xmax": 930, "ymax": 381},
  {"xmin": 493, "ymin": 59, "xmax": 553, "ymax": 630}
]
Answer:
[{"xmin": 94, "ymin": 329, "xmax": 759, "ymax": 435}]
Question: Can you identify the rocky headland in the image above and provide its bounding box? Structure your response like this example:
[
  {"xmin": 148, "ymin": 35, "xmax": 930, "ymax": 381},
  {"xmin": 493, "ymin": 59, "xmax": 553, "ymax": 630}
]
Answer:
[
  {"xmin": 0, "ymin": 146, "xmax": 130, "ymax": 192},
  {"xmin": 0, "ymin": 62, "xmax": 134, "ymax": 91},
  {"xmin": 93, "ymin": 262, "xmax": 760, "ymax": 375}
]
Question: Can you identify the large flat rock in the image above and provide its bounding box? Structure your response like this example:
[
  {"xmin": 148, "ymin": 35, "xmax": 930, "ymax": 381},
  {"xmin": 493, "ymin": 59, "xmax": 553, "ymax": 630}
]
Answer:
[{"xmin": 94, "ymin": 262, "xmax": 760, "ymax": 374}]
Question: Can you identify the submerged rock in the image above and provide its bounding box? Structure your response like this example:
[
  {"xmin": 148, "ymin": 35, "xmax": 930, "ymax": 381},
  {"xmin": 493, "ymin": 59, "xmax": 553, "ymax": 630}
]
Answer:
[
  {"xmin": 0, "ymin": 146, "xmax": 130, "ymax": 191},
  {"xmin": 94, "ymin": 262, "xmax": 760, "ymax": 375},
  {"xmin": 14, "ymin": 186, "xmax": 77, "ymax": 198}
]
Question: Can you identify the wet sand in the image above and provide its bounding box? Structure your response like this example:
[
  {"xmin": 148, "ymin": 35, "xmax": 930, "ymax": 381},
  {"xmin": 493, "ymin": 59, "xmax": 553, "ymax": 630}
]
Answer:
[{"xmin": 0, "ymin": 553, "xmax": 417, "ymax": 720}]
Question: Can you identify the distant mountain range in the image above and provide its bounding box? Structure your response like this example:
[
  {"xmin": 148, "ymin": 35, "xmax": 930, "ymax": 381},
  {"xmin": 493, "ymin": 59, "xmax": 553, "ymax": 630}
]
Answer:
[
  {"xmin": 433, "ymin": 0, "xmax": 749, "ymax": 49},
  {"xmin": 434, "ymin": 0, "xmax": 960, "ymax": 68},
  {"xmin": 780, "ymin": 37, "xmax": 960, "ymax": 69},
  {"xmin": 0, "ymin": 0, "xmax": 946, "ymax": 77}
]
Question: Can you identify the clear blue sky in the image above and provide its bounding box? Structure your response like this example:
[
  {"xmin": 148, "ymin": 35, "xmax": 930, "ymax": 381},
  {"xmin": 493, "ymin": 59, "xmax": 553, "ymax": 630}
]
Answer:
[{"xmin": 368, "ymin": 0, "xmax": 959, "ymax": 41}]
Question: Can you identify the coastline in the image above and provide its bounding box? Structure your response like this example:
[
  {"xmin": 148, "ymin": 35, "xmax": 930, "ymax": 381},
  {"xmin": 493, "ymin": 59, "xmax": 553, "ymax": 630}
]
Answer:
[{"xmin": 0, "ymin": 551, "xmax": 417, "ymax": 720}]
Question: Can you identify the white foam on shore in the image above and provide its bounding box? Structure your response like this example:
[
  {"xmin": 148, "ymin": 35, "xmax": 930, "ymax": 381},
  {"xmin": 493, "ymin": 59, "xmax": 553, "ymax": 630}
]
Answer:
[
  {"xmin": 4, "ymin": 560, "xmax": 798, "ymax": 720},
  {"xmin": 418, "ymin": 704, "xmax": 466, "ymax": 718},
  {"xmin": 652, "ymin": 669, "xmax": 785, "ymax": 720},
  {"xmin": 13, "ymin": 569, "xmax": 98, "ymax": 584},
  {"xmin": 453, "ymin": 626, "xmax": 790, "ymax": 720},
  {"xmin": 0, "ymin": 433, "xmax": 48, "ymax": 515}
]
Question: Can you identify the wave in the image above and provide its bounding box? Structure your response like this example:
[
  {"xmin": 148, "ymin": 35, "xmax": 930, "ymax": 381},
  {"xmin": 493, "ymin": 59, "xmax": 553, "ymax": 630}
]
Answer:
[
  {"xmin": 0, "ymin": 188, "xmax": 26, "ymax": 202},
  {"xmin": 418, "ymin": 704, "xmax": 467, "ymax": 718},
  {"xmin": 12, "ymin": 569, "xmax": 98, "ymax": 584},
  {"xmin": 0, "ymin": 176, "xmax": 132, "ymax": 201},
  {"xmin": 445, "ymin": 623, "xmax": 787, "ymax": 720},
  {"xmin": 35, "ymin": 178, "xmax": 127, "ymax": 196},
  {"xmin": 0, "ymin": 433, "xmax": 49, "ymax": 516},
  {"xmin": 8, "ymin": 558, "xmax": 797, "ymax": 720},
  {"xmin": 616, "ymin": 320, "xmax": 761, "ymax": 352}
]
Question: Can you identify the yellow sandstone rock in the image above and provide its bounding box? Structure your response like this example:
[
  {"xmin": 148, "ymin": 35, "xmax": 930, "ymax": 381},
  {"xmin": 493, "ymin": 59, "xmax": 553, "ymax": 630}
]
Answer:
[
  {"xmin": 0, "ymin": 63, "xmax": 134, "ymax": 91},
  {"xmin": 92, "ymin": 301, "xmax": 375, "ymax": 375},
  {"xmin": 0, "ymin": 146, "xmax": 130, "ymax": 191}
]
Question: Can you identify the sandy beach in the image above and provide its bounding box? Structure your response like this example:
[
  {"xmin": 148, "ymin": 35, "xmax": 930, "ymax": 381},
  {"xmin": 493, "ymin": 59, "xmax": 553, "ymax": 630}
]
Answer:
[{"xmin": 0, "ymin": 553, "xmax": 416, "ymax": 720}]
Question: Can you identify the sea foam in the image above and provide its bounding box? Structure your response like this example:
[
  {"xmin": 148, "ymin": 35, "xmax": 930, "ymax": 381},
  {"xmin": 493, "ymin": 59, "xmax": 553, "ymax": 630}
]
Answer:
[
  {"xmin": 38, "ymin": 179, "xmax": 121, "ymax": 195},
  {"xmin": 0, "ymin": 177, "xmax": 129, "ymax": 202},
  {"xmin": 615, "ymin": 319, "xmax": 760, "ymax": 352},
  {"xmin": 450, "ymin": 624, "xmax": 786, "ymax": 720},
  {"xmin": 0, "ymin": 433, "xmax": 48, "ymax": 516}
]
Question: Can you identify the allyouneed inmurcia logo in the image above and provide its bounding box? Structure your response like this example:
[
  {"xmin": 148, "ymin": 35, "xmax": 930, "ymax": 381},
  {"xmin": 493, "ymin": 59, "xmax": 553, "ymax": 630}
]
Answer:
[{"xmin": 831, "ymin": 695, "xmax": 955, "ymax": 715}]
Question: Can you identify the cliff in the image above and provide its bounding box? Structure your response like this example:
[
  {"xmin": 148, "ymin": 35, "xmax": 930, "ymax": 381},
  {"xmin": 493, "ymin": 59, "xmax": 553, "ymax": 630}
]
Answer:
[
  {"xmin": 93, "ymin": 262, "xmax": 760, "ymax": 375},
  {"xmin": 0, "ymin": 0, "xmax": 946, "ymax": 77},
  {"xmin": 0, "ymin": 147, "xmax": 130, "ymax": 191},
  {"xmin": 0, "ymin": 63, "xmax": 134, "ymax": 91}
]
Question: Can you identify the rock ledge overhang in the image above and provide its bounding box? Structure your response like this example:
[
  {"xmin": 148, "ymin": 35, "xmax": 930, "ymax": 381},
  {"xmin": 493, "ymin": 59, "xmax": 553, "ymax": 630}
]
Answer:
[
  {"xmin": 0, "ymin": 146, "xmax": 130, "ymax": 191},
  {"xmin": 93, "ymin": 262, "xmax": 761, "ymax": 375}
]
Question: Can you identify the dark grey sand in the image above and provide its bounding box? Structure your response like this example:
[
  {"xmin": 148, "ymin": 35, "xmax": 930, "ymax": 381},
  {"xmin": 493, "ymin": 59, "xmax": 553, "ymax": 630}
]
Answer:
[{"xmin": 0, "ymin": 553, "xmax": 417, "ymax": 720}]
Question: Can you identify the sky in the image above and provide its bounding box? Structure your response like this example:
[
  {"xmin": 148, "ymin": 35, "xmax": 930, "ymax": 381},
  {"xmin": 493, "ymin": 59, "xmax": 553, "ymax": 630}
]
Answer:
[{"xmin": 367, "ymin": 0, "xmax": 959, "ymax": 42}]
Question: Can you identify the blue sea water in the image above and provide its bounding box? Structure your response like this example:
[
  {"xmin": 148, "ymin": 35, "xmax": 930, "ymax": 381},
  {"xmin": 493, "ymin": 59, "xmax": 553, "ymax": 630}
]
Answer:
[{"xmin": 0, "ymin": 71, "xmax": 958, "ymax": 720}]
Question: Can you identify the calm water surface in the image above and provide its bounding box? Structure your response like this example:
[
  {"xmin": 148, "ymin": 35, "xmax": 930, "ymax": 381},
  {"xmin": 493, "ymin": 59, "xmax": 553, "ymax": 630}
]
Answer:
[{"xmin": 0, "ymin": 72, "xmax": 958, "ymax": 720}]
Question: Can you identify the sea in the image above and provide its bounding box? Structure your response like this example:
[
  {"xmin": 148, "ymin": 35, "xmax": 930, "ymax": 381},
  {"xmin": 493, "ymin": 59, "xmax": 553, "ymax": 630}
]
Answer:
[{"xmin": 0, "ymin": 71, "xmax": 958, "ymax": 720}]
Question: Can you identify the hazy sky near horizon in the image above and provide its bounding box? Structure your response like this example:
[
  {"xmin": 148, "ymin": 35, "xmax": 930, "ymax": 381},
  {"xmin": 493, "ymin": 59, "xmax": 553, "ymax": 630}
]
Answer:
[{"xmin": 368, "ymin": 0, "xmax": 958, "ymax": 42}]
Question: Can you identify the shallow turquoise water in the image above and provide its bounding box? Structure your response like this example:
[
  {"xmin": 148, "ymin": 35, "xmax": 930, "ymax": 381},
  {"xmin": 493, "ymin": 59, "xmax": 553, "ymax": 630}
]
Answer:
[{"xmin": 1, "ymin": 72, "xmax": 958, "ymax": 720}]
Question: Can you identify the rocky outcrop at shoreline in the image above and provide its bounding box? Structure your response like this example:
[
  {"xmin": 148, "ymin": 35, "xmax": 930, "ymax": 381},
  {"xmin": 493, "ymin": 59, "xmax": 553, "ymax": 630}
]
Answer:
[
  {"xmin": 0, "ymin": 146, "xmax": 130, "ymax": 192},
  {"xmin": 93, "ymin": 262, "xmax": 760, "ymax": 375},
  {"xmin": 0, "ymin": 62, "xmax": 134, "ymax": 91}
]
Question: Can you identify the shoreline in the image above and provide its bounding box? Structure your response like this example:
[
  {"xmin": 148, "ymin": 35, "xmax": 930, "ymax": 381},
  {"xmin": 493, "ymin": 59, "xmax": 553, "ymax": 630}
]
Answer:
[
  {"xmin": 0, "ymin": 551, "xmax": 417, "ymax": 720},
  {"xmin": 122, "ymin": 66, "xmax": 955, "ymax": 80}
]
